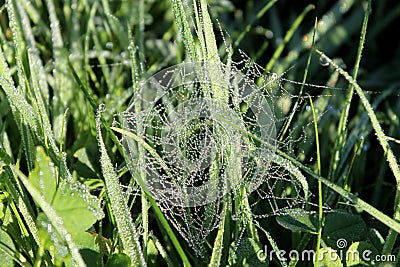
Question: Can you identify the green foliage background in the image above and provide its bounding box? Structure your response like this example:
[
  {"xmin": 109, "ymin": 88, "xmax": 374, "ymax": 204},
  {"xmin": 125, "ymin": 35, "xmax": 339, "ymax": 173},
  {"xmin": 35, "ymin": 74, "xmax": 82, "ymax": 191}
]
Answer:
[{"xmin": 0, "ymin": 0, "xmax": 399, "ymax": 266}]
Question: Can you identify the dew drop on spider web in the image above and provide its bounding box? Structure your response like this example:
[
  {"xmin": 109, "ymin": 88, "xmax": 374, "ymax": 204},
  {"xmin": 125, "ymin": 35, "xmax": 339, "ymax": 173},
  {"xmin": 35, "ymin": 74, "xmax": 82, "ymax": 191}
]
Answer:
[{"xmin": 119, "ymin": 57, "xmax": 337, "ymax": 255}]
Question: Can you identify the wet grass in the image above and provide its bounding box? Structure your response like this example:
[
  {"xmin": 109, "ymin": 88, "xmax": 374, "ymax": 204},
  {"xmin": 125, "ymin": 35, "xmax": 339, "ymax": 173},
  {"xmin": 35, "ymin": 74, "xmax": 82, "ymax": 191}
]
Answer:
[{"xmin": 0, "ymin": 0, "xmax": 399, "ymax": 266}]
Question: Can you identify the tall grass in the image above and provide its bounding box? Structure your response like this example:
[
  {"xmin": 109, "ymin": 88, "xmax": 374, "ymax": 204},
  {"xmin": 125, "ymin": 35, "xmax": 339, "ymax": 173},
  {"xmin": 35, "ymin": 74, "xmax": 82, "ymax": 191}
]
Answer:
[{"xmin": 0, "ymin": 0, "xmax": 399, "ymax": 266}]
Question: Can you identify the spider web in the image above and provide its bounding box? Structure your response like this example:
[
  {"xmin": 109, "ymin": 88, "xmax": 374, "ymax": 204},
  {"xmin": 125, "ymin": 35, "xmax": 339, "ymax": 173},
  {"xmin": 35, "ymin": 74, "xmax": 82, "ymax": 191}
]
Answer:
[{"xmin": 117, "ymin": 59, "xmax": 342, "ymax": 255}]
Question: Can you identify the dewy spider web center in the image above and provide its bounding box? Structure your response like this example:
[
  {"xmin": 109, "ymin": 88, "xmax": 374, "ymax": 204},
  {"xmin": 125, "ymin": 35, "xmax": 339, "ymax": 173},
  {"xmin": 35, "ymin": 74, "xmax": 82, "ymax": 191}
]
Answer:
[{"xmin": 120, "ymin": 61, "xmax": 276, "ymax": 207}]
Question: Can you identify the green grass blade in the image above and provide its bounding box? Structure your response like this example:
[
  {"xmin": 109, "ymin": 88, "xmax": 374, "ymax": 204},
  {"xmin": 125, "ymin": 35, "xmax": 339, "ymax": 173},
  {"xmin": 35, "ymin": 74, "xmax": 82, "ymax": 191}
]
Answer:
[
  {"xmin": 149, "ymin": 233, "xmax": 174, "ymax": 267},
  {"xmin": 198, "ymin": 0, "xmax": 219, "ymax": 63},
  {"xmin": 96, "ymin": 110, "xmax": 146, "ymax": 266},
  {"xmin": 148, "ymin": 196, "xmax": 192, "ymax": 266},
  {"xmin": 279, "ymin": 18, "xmax": 317, "ymax": 142},
  {"xmin": 3, "ymin": 165, "xmax": 39, "ymax": 245},
  {"xmin": 127, "ymin": 25, "xmax": 149, "ymax": 260},
  {"xmin": 45, "ymin": 0, "xmax": 74, "ymax": 143},
  {"xmin": 254, "ymin": 220, "xmax": 288, "ymax": 267},
  {"xmin": 209, "ymin": 203, "xmax": 227, "ymax": 267},
  {"xmin": 277, "ymin": 0, "xmax": 356, "ymax": 73},
  {"xmin": 170, "ymin": 0, "xmax": 198, "ymax": 61},
  {"xmin": 110, "ymin": 127, "xmax": 191, "ymax": 266},
  {"xmin": 265, "ymin": 4, "xmax": 314, "ymax": 72},
  {"xmin": 218, "ymin": 114, "xmax": 400, "ymax": 234},
  {"xmin": 329, "ymin": 0, "xmax": 371, "ymax": 183},
  {"xmin": 193, "ymin": 0, "xmax": 206, "ymax": 61},
  {"xmin": 0, "ymin": 233, "xmax": 31, "ymax": 267},
  {"xmin": 0, "ymin": 62, "xmax": 39, "ymax": 133},
  {"xmin": 67, "ymin": 60, "xmax": 126, "ymax": 159},
  {"xmin": 111, "ymin": 127, "xmax": 172, "ymax": 178},
  {"xmin": 316, "ymin": 50, "xmax": 400, "ymax": 187},
  {"xmin": 19, "ymin": 4, "xmax": 56, "ymax": 153},
  {"xmin": 3, "ymin": 1, "xmax": 73, "ymax": 182},
  {"xmin": 7, "ymin": 0, "xmax": 27, "ymax": 94},
  {"xmin": 308, "ymin": 95, "xmax": 323, "ymax": 267},
  {"xmin": 231, "ymin": 0, "xmax": 278, "ymax": 52}
]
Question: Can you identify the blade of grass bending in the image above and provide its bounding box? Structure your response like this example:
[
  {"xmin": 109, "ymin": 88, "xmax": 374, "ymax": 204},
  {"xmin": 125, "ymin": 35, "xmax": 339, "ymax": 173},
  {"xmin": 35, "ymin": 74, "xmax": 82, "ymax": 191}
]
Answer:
[
  {"xmin": 312, "ymin": 49, "xmax": 395, "ymax": 172},
  {"xmin": 16, "ymin": 170, "xmax": 87, "ymax": 267},
  {"xmin": 265, "ymin": 4, "xmax": 314, "ymax": 72},
  {"xmin": 111, "ymin": 127, "xmax": 172, "ymax": 178},
  {"xmin": 316, "ymin": 51, "xmax": 400, "ymax": 217},
  {"xmin": 217, "ymin": 116, "xmax": 400, "ymax": 234},
  {"xmin": 96, "ymin": 111, "xmax": 146, "ymax": 267},
  {"xmin": 308, "ymin": 95, "xmax": 323, "ymax": 267},
  {"xmin": 148, "ymin": 197, "xmax": 192, "ymax": 266},
  {"xmin": 326, "ymin": 88, "xmax": 394, "ymax": 207}
]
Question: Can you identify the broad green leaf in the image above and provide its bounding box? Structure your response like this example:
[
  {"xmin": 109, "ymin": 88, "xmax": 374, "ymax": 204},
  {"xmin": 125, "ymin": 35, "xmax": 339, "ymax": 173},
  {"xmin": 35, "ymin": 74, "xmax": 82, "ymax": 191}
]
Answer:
[
  {"xmin": 37, "ymin": 213, "xmax": 70, "ymax": 262},
  {"xmin": 0, "ymin": 228, "xmax": 14, "ymax": 267},
  {"xmin": 67, "ymin": 232, "xmax": 101, "ymax": 267},
  {"xmin": 323, "ymin": 211, "xmax": 367, "ymax": 249},
  {"xmin": 147, "ymin": 238, "xmax": 158, "ymax": 266},
  {"xmin": 30, "ymin": 147, "xmax": 103, "ymax": 234},
  {"xmin": 276, "ymin": 208, "xmax": 318, "ymax": 234},
  {"xmin": 315, "ymin": 247, "xmax": 343, "ymax": 267},
  {"xmin": 346, "ymin": 242, "xmax": 378, "ymax": 266},
  {"xmin": 29, "ymin": 148, "xmax": 58, "ymax": 204},
  {"xmin": 105, "ymin": 253, "xmax": 132, "ymax": 267},
  {"xmin": 73, "ymin": 147, "xmax": 98, "ymax": 179},
  {"xmin": 228, "ymin": 238, "xmax": 267, "ymax": 267}
]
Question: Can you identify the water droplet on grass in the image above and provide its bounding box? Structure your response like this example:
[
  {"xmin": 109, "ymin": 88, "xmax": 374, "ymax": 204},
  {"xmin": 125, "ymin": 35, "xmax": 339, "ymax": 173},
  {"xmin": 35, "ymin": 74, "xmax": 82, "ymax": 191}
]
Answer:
[
  {"xmin": 106, "ymin": 42, "xmax": 113, "ymax": 49},
  {"xmin": 340, "ymin": 1, "xmax": 348, "ymax": 13},
  {"xmin": 319, "ymin": 57, "xmax": 329, "ymax": 67},
  {"xmin": 363, "ymin": 143, "xmax": 370, "ymax": 151},
  {"xmin": 265, "ymin": 30, "xmax": 274, "ymax": 39}
]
